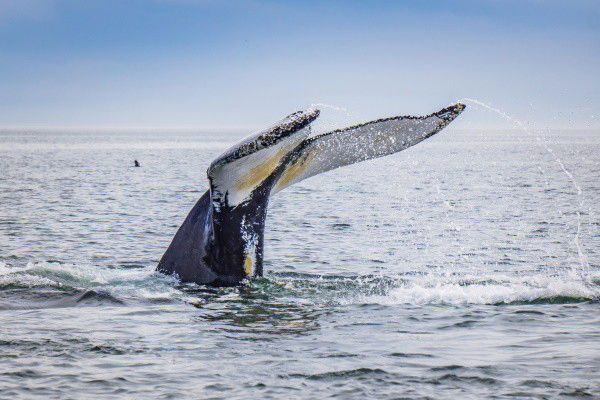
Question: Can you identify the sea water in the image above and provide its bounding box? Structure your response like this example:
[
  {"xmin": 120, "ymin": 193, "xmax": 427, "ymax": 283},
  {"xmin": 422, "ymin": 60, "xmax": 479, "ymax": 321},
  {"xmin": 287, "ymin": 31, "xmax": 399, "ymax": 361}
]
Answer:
[{"xmin": 0, "ymin": 123, "xmax": 598, "ymax": 399}]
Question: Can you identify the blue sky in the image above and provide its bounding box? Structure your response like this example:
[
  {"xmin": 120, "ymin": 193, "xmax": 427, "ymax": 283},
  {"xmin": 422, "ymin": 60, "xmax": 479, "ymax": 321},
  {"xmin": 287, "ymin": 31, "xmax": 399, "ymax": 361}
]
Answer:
[{"xmin": 0, "ymin": 0, "xmax": 598, "ymax": 129}]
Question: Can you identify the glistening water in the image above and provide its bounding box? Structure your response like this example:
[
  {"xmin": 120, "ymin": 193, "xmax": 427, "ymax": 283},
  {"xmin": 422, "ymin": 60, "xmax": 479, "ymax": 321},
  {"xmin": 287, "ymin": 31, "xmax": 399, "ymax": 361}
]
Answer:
[{"xmin": 0, "ymin": 124, "xmax": 599, "ymax": 399}]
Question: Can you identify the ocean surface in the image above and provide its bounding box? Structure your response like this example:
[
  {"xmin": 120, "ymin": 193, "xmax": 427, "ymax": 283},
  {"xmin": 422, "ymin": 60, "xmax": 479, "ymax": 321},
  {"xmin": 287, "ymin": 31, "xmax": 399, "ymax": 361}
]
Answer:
[{"xmin": 0, "ymin": 122, "xmax": 599, "ymax": 399}]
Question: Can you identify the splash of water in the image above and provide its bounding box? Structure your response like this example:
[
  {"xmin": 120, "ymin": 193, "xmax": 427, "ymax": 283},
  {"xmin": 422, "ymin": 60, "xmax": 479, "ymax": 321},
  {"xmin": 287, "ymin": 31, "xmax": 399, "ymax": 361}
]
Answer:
[
  {"xmin": 309, "ymin": 102, "xmax": 351, "ymax": 117},
  {"xmin": 307, "ymin": 103, "xmax": 354, "ymax": 137},
  {"xmin": 459, "ymin": 98, "xmax": 590, "ymax": 281},
  {"xmin": 2, "ymin": 260, "xmax": 598, "ymax": 307}
]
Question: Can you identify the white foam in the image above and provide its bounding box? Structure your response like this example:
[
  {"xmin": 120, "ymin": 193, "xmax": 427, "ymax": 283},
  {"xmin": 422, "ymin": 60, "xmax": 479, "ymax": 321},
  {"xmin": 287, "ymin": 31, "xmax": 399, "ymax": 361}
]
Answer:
[
  {"xmin": 347, "ymin": 271, "xmax": 598, "ymax": 306},
  {"xmin": 0, "ymin": 260, "xmax": 184, "ymax": 302},
  {"xmin": 0, "ymin": 262, "xmax": 33, "ymax": 276},
  {"xmin": 0, "ymin": 273, "xmax": 59, "ymax": 288}
]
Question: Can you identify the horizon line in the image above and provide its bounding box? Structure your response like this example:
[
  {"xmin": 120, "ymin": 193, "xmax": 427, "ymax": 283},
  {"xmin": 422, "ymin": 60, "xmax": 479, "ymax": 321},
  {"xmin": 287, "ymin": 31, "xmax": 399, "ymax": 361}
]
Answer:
[
  {"xmin": 1, "ymin": 125, "xmax": 599, "ymax": 133},
  {"xmin": 0, "ymin": 125, "xmax": 255, "ymax": 133}
]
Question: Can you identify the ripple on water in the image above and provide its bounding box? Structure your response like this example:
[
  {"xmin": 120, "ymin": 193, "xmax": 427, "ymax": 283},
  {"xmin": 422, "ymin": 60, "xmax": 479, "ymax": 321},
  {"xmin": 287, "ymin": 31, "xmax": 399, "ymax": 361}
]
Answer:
[{"xmin": 1, "ymin": 130, "xmax": 599, "ymax": 398}]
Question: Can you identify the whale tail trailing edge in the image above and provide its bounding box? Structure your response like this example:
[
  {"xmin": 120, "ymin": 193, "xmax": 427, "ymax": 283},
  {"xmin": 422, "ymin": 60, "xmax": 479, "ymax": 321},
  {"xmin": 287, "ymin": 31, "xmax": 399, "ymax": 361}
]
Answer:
[
  {"xmin": 271, "ymin": 103, "xmax": 466, "ymax": 194},
  {"xmin": 157, "ymin": 103, "xmax": 466, "ymax": 286}
]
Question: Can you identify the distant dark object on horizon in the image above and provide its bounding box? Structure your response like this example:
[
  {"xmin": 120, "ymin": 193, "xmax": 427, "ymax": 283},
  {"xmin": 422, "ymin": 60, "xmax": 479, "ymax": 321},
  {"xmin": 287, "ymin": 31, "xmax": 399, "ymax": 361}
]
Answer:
[{"xmin": 134, "ymin": 160, "xmax": 140, "ymax": 167}]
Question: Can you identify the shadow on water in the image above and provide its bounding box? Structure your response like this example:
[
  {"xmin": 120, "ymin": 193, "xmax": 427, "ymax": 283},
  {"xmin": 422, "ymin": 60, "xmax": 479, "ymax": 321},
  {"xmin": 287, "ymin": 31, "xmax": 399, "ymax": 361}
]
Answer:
[
  {"xmin": 196, "ymin": 301, "xmax": 324, "ymax": 339},
  {"xmin": 180, "ymin": 282, "xmax": 327, "ymax": 338}
]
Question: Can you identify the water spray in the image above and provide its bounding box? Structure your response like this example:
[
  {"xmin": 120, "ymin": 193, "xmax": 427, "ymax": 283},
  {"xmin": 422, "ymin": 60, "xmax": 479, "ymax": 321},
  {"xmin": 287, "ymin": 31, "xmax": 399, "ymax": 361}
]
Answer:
[{"xmin": 459, "ymin": 98, "xmax": 590, "ymax": 282}]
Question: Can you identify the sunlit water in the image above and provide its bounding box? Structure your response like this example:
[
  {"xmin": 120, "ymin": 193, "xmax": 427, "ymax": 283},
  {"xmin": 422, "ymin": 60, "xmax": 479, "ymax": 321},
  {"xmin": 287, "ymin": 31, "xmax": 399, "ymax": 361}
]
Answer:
[{"xmin": 0, "ymin": 126, "xmax": 599, "ymax": 399}]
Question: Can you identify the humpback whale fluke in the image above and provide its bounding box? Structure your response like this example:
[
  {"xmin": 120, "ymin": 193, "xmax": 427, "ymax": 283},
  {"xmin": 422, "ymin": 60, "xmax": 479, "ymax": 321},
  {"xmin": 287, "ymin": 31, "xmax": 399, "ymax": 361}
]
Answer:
[{"xmin": 157, "ymin": 103, "xmax": 466, "ymax": 286}]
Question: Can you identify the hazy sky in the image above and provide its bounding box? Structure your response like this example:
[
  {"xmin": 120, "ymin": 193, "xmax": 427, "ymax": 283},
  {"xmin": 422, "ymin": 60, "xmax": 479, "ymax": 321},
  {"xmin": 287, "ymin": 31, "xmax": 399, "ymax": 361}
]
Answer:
[{"xmin": 1, "ymin": 0, "xmax": 598, "ymax": 129}]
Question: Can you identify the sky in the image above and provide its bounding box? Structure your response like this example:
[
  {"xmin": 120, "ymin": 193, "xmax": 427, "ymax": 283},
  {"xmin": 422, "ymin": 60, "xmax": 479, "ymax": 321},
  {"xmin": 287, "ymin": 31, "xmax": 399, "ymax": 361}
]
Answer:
[{"xmin": 0, "ymin": 0, "xmax": 599, "ymax": 130}]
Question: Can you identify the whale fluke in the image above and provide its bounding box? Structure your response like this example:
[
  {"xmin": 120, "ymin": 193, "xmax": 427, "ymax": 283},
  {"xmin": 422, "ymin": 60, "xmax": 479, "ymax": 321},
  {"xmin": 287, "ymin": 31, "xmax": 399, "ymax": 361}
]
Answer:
[{"xmin": 157, "ymin": 103, "xmax": 465, "ymax": 286}]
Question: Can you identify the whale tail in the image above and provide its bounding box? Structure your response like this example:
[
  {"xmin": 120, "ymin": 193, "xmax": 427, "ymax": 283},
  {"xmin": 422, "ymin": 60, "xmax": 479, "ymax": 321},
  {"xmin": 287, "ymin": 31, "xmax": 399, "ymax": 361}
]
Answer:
[
  {"xmin": 158, "ymin": 103, "xmax": 466, "ymax": 285},
  {"xmin": 157, "ymin": 109, "xmax": 319, "ymax": 284}
]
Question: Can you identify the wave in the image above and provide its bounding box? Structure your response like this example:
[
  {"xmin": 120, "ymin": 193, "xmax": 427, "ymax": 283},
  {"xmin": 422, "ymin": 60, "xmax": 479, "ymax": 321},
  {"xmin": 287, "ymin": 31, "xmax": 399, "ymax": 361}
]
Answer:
[
  {"xmin": 345, "ymin": 275, "xmax": 600, "ymax": 305},
  {"xmin": 264, "ymin": 270, "xmax": 600, "ymax": 306},
  {"xmin": 0, "ymin": 261, "xmax": 598, "ymax": 309},
  {"xmin": 0, "ymin": 261, "xmax": 185, "ymax": 309}
]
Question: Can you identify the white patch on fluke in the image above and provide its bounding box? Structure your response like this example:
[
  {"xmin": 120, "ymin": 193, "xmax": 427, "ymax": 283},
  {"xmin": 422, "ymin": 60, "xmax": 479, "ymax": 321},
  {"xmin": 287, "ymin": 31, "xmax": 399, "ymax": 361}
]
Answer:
[{"xmin": 240, "ymin": 216, "xmax": 258, "ymax": 277}]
